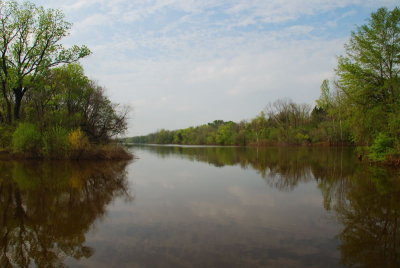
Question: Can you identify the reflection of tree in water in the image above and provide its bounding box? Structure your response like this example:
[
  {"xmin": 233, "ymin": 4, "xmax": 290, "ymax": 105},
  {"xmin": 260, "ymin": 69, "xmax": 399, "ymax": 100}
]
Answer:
[
  {"xmin": 0, "ymin": 161, "xmax": 131, "ymax": 267},
  {"xmin": 331, "ymin": 167, "xmax": 400, "ymax": 267},
  {"xmin": 137, "ymin": 145, "xmax": 356, "ymax": 191},
  {"xmin": 137, "ymin": 145, "xmax": 400, "ymax": 266}
]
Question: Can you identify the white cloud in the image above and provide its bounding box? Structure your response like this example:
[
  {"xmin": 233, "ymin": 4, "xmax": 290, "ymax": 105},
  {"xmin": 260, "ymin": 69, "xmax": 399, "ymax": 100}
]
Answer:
[
  {"xmin": 73, "ymin": 13, "xmax": 110, "ymax": 31},
  {"xmin": 62, "ymin": 0, "xmax": 103, "ymax": 11}
]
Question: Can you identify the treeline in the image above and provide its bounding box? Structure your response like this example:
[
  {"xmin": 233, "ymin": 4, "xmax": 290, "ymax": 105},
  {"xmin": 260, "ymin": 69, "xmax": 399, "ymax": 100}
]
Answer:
[
  {"xmin": 129, "ymin": 99, "xmax": 345, "ymax": 146},
  {"xmin": 0, "ymin": 1, "xmax": 130, "ymax": 159},
  {"xmin": 129, "ymin": 7, "xmax": 400, "ymax": 163}
]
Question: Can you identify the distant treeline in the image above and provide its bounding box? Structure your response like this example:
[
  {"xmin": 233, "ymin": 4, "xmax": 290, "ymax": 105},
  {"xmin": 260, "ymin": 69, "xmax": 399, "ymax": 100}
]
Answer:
[
  {"xmin": 128, "ymin": 99, "xmax": 346, "ymax": 146},
  {"xmin": 128, "ymin": 7, "xmax": 400, "ymax": 164}
]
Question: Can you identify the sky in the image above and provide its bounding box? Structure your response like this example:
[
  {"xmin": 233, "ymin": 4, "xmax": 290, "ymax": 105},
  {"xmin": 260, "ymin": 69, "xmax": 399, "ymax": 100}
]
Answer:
[{"xmin": 30, "ymin": 0, "xmax": 398, "ymax": 136}]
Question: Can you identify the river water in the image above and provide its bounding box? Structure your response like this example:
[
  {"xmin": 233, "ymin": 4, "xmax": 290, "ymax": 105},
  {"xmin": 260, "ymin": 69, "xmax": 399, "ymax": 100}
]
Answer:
[{"xmin": 0, "ymin": 145, "xmax": 399, "ymax": 267}]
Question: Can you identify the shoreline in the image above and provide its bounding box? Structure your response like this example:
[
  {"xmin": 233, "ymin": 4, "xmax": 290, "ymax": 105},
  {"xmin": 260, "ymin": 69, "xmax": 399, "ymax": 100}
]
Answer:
[
  {"xmin": 128, "ymin": 143, "xmax": 400, "ymax": 167},
  {"xmin": 0, "ymin": 145, "xmax": 134, "ymax": 161}
]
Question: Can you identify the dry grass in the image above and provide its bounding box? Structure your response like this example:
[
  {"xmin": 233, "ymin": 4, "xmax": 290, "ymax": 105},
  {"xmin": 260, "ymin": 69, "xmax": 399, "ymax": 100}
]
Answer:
[{"xmin": 74, "ymin": 144, "xmax": 134, "ymax": 160}]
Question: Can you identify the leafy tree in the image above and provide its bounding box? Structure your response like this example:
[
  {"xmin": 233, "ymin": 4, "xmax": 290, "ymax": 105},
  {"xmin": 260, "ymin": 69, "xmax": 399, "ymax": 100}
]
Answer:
[
  {"xmin": 315, "ymin": 79, "xmax": 332, "ymax": 110},
  {"xmin": 216, "ymin": 122, "xmax": 236, "ymax": 145},
  {"xmin": 336, "ymin": 7, "xmax": 400, "ymax": 143},
  {"xmin": 79, "ymin": 81, "xmax": 128, "ymax": 142},
  {"xmin": 314, "ymin": 80, "xmax": 349, "ymax": 144},
  {"xmin": 250, "ymin": 111, "xmax": 267, "ymax": 144},
  {"xmin": 0, "ymin": 1, "xmax": 90, "ymax": 123},
  {"xmin": 25, "ymin": 64, "xmax": 128, "ymax": 143}
]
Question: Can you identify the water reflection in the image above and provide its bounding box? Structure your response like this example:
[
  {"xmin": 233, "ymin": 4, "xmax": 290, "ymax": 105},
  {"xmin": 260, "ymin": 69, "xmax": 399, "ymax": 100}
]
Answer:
[
  {"xmin": 134, "ymin": 145, "xmax": 359, "ymax": 191},
  {"xmin": 0, "ymin": 161, "xmax": 130, "ymax": 267},
  {"xmin": 2, "ymin": 145, "xmax": 399, "ymax": 267},
  {"xmin": 332, "ymin": 167, "xmax": 400, "ymax": 267},
  {"xmin": 134, "ymin": 145, "xmax": 400, "ymax": 267}
]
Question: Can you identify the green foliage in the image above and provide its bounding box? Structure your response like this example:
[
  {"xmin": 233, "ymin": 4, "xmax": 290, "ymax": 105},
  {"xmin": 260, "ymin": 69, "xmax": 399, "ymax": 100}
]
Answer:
[
  {"xmin": 335, "ymin": 7, "xmax": 400, "ymax": 144},
  {"xmin": 368, "ymin": 133, "xmax": 395, "ymax": 161},
  {"xmin": 42, "ymin": 126, "xmax": 70, "ymax": 157},
  {"xmin": 0, "ymin": 1, "xmax": 91, "ymax": 122},
  {"xmin": 216, "ymin": 123, "xmax": 235, "ymax": 145},
  {"xmin": 12, "ymin": 123, "xmax": 42, "ymax": 153},
  {"xmin": 316, "ymin": 80, "xmax": 332, "ymax": 110},
  {"xmin": 0, "ymin": 125, "xmax": 14, "ymax": 149}
]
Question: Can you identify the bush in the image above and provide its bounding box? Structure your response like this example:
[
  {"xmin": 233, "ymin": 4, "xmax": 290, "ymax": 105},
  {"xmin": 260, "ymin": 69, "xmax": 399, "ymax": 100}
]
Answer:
[
  {"xmin": 68, "ymin": 129, "xmax": 90, "ymax": 159},
  {"xmin": 368, "ymin": 133, "xmax": 395, "ymax": 161},
  {"xmin": 0, "ymin": 125, "xmax": 14, "ymax": 150},
  {"xmin": 68, "ymin": 129, "xmax": 89, "ymax": 150},
  {"xmin": 12, "ymin": 123, "xmax": 42, "ymax": 154},
  {"xmin": 42, "ymin": 126, "xmax": 70, "ymax": 157},
  {"xmin": 83, "ymin": 144, "xmax": 133, "ymax": 160}
]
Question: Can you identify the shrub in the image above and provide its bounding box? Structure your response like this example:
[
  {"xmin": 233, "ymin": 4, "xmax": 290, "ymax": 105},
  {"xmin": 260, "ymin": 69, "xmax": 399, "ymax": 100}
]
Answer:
[
  {"xmin": 42, "ymin": 126, "xmax": 70, "ymax": 157},
  {"xmin": 12, "ymin": 123, "xmax": 42, "ymax": 153},
  {"xmin": 68, "ymin": 128, "xmax": 89, "ymax": 150},
  {"xmin": 294, "ymin": 131, "xmax": 310, "ymax": 144},
  {"xmin": 0, "ymin": 125, "xmax": 14, "ymax": 150},
  {"xmin": 84, "ymin": 143, "xmax": 133, "ymax": 160},
  {"xmin": 368, "ymin": 133, "xmax": 395, "ymax": 161}
]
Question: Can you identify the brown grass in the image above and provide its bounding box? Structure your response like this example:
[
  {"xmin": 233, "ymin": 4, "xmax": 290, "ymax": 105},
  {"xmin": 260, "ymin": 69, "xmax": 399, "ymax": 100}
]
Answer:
[{"xmin": 72, "ymin": 144, "xmax": 134, "ymax": 160}]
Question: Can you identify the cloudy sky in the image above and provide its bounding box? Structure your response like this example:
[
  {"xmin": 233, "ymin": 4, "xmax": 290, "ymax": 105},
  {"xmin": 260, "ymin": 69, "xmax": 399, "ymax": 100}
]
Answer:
[{"xmin": 31, "ymin": 0, "xmax": 398, "ymax": 136}]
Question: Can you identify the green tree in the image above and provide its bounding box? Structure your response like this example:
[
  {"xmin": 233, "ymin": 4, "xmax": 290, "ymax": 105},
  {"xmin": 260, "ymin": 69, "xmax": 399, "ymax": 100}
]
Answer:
[
  {"xmin": 250, "ymin": 111, "xmax": 267, "ymax": 144},
  {"xmin": 314, "ymin": 80, "xmax": 348, "ymax": 143},
  {"xmin": 336, "ymin": 7, "xmax": 400, "ymax": 144},
  {"xmin": 216, "ymin": 122, "xmax": 236, "ymax": 145},
  {"xmin": 0, "ymin": 1, "xmax": 90, "ymax": 123}
]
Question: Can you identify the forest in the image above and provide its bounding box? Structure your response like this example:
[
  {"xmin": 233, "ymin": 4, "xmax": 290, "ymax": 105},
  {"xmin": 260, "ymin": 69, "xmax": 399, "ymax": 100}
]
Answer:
[
  {"xmin": 0, "ymin": 1, "xmax": 130, "ymax": 159},
  {"xmin": 128, "ymin": 7, "xmax": 400, "ymax": 164}
]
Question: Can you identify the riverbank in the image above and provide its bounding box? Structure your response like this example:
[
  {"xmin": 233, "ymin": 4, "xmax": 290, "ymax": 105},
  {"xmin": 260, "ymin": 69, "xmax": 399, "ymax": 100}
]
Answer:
[
  {"xmin": 0, "ymin": 144, "xmax": 133, "ymax": 161},
  {"xmin": 378, "ymin": 157, "xmax": 400, "ymax": 167}
]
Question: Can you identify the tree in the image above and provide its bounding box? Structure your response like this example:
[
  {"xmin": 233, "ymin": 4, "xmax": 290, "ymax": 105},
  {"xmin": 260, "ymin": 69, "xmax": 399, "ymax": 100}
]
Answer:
[
  {"xmin": 31, "ymin": 64, "xmax": 128, "ymax": 142},
  {"xmin": 266, "ymin": 98, "xmax": 311, "ymax": 143},
  {"xmin": 0, "ymin": 1, "xmax": 90, "ymax": 123},
  {"xmin": 315, "ymin": 80, "xmax": 347, "ymax": 143},
  {"xmin": 212, "ymin": 122, "xmax": 235, "ymax": 145},
  {"xmin": 316, "ymin": 79, "xmax": 332, "ymax": 110},
  {"xmin": 336, "ymin": 7, "xmax": 400, "ymax": 143},
  {"xmin": 250, "ymin": 111, "xmax": 267, "ymax": 144}
]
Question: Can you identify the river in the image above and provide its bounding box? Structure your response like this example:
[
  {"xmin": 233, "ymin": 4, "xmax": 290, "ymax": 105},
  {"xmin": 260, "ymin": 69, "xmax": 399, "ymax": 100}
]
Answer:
[{"xmin": 0, "ymin": 145, "xmax": 399, "ymax": 267}]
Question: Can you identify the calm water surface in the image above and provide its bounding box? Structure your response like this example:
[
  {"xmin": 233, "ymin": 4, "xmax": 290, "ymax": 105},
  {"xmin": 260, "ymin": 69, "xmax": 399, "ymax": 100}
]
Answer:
[{"xmin": 1, "ymin": 146, "xmax": 399, "ymax": 267}]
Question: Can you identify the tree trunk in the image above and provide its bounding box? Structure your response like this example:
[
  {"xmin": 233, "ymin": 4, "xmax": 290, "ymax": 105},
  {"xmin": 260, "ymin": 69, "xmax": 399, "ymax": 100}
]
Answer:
[
  {"xmin": 1, "ymin": 81, "xmax": 12, "ymax": 124},
  {"xmin": 5, "ymin": 99, "xmax": 12, "ymax": 124},
  {"xmin": 13, "ymin": 88, "xmax": 24, "ymax": 121}
]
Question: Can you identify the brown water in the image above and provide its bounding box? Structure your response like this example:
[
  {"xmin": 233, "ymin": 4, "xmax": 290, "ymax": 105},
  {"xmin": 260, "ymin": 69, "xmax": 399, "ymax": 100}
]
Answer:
[{"xmin": 0, "ymin": 146, "xmax": 399, "ymax": 267}]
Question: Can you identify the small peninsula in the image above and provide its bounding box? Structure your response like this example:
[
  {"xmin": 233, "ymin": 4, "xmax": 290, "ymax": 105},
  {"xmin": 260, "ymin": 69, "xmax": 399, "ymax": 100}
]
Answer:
[{"xmin": 0, "ymin": 1, "xmax": 131, "ymax": 160}]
